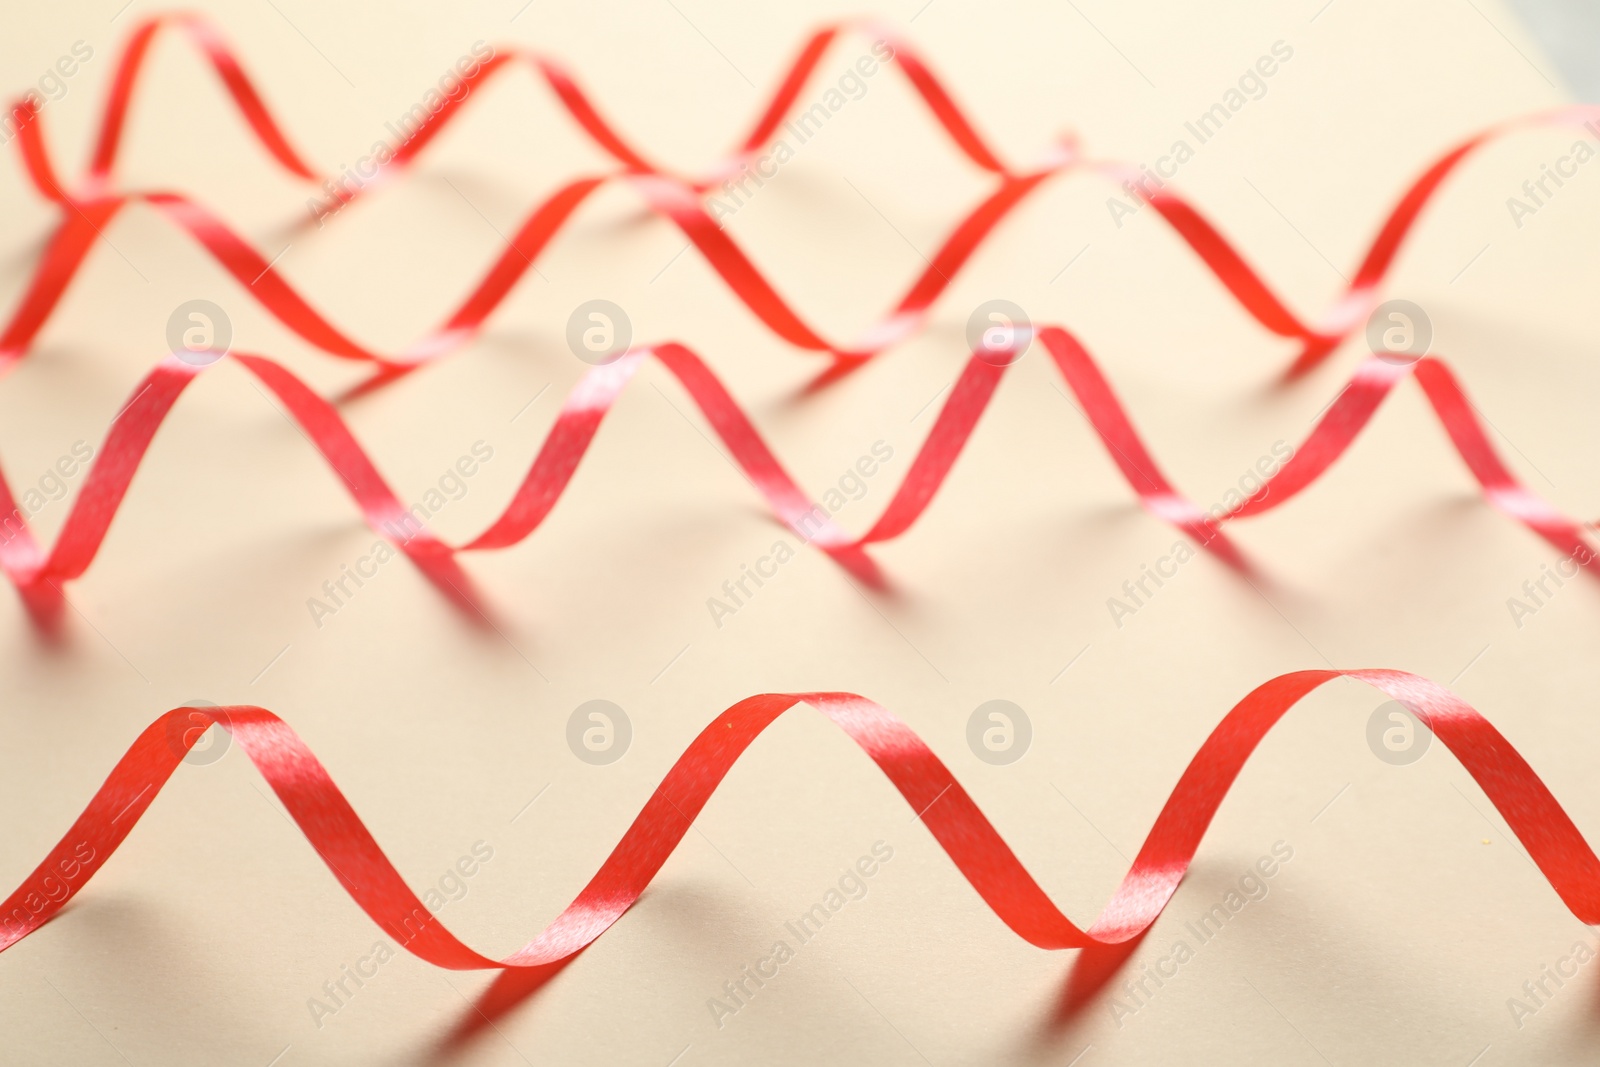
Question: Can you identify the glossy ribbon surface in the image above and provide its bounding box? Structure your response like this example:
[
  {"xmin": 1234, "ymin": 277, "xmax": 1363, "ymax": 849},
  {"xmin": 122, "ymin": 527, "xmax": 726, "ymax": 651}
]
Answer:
[
  {"xmin": 4, "ymin": 672, "xmax": 1597, "ymax": 990},
  {"xmin": 0, "ymin": 329, "xmax": 1588, "ymax": 606}
]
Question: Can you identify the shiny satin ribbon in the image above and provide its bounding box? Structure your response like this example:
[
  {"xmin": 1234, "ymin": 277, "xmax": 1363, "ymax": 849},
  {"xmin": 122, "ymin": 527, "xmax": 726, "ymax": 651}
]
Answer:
[
  {"xmin": 0, "ymin": 327, "xmax": 1588, "ymax": 601},
  {"xmin": 11, "ymin": 15, "xmax": 1598, "ymax": 381},
  {"xmin": 5, "ymin": 672, "xmax": 1598, "ymax": 978},
  {"xmin": 1089, "ymin": 105, "xmax": 1600, "ymax": 377},
  {"xmin": 49, "ymin": 13, "xmax": 1011, "ymax": 202},
  {"xmin": 0, "ymin": 161, "xmax": 1060, "ymax": 372}
]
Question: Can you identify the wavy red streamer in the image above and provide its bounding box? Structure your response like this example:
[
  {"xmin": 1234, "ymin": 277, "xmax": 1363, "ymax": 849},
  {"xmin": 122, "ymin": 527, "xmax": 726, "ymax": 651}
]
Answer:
[
  {"xmin": 3, "ymin": 671, "xmax": 1597, "ymax": 1028},
  {"xmin": 0, "ymin": 166, "xmax": 1064, "ymax": 374},
  {"xmin": 54, "ymin": 14, "xmax": 1011, "ymax": 200},
  {"xmin": 0, "ymin": 326, "xmax": 1589, "ymax": 612}
]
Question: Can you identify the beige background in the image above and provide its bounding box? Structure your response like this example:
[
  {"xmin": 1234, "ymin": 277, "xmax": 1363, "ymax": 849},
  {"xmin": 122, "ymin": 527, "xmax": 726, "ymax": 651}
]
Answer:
[{"xmin": 0, "ymin": 0, "xmax": 1596, "ymax": 1063}]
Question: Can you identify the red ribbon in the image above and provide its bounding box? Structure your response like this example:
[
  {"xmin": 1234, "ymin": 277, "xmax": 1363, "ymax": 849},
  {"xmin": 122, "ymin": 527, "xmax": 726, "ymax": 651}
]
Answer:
[
  {"xmin": 5, "ymin": 672, "xmax": 1597, "ymax": 1001},
  {"xmin": 0, "ymin": 168, "xmax": 1063, "ymax": 373},
  {"xmin": 0, "ymin": 329, "xmax": 1591, "ymax": 608},
  {"xmin": 57, "ymin": 15, "xmax": 1012, "ymax": 199}
]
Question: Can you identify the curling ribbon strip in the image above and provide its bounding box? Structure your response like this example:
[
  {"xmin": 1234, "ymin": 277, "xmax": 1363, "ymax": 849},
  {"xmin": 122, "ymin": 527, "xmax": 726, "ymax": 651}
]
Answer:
[
  {"xmin": 47, "ymin": 13, "xmax": 1011, "ymax": 203},
  {"xmin": 4, "ymin": 672, "xmax": 1599, "ymax": 976},
  {"xmin": 0, "ymin": 328, "xmax": 1591, "ymax": 600},
  {"xmin": 11, "ymin": 15, "xmax": 1600, "ymax": 378},
  {"xmin": 0, "ymin": 173, "xmax": 1062, "ymax": 371}
]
